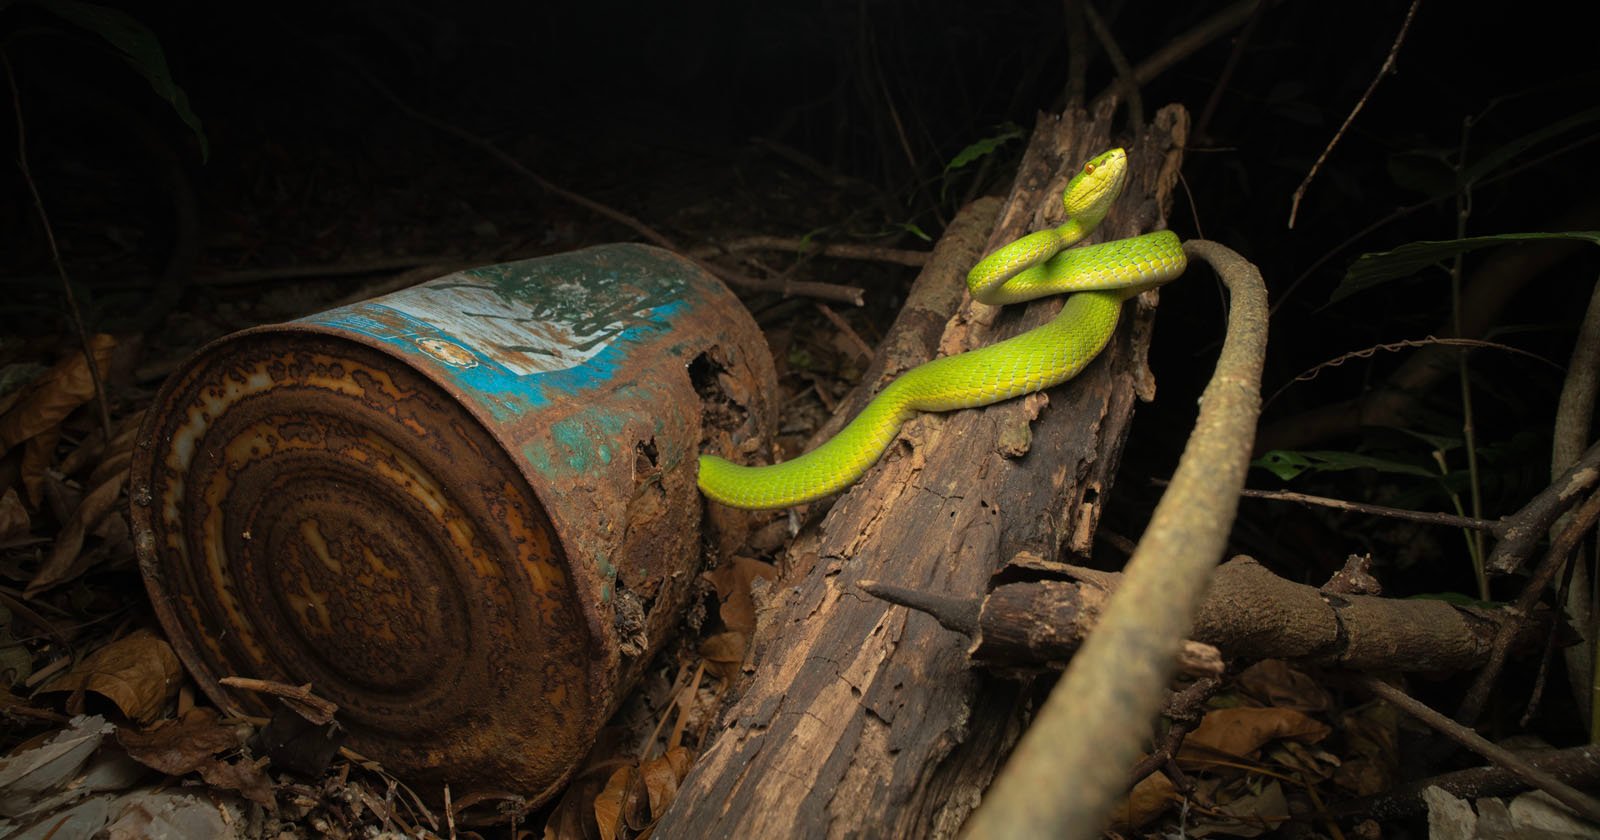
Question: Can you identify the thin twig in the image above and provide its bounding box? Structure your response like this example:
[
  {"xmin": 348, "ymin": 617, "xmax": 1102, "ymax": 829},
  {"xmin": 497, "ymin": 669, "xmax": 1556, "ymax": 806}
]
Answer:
[
  {"xmin": 1324, "ymin": 744, "xmax": 1600, "ymax": 821},
  {"xmin": 1287, "ymin": 0, "xmax": 1421, "ymax": 228},
  {"xmin": 1088, "ymin": 0, "xmax": 1264, "ymax": 114},
  {"xmin": 1485, "ymin": 438, "xmax": 1600, "ymax": 576},
  {"xmin": 1127, "ymin": 677, "xmax": 1225, "ymax": 785},
  {"xmin": 1061, "ymin": 0, "xmax": 1089, "ymax": 110},
  {"xmin": 1271, "ymin": 131, "xmax": 1600, "ymax": 318},
  {"xmin": 4, "ymin": 52, "xmax": 112, "ymax": 443},
  {"xmin": 870, "ymin": 45, "xmax": 945, "ymax": 231},
  {"xmin": 812, "ymin": 304, "xmax": 875, "ymax": 362},
  {"xmin": 1229, "ymin": 484, "xmax": 1501, "ymax": 534},
  {"xmin": 1264, "ymin": 336, "xmax": 1559, "ymax": 410},
  {"xmin": 1081, "ymin": 2, "xmax": 1143, "ymax": 132},
  {"xmin": 1192, "ymin": 1, "xmax": 1265, "ymax": 142},
  {"xmin": 1351, "ymin": 673, "xmax": 1600, "ymax": 824},
  {"xmin": 1458, "ymin": 489, "xmax": 1600, "ymax": 726},
  {"xmin": 688, "ymin": 236, "xmax": 928, "ymax": 267},
  {"xmin": 193, "ymin": 256, "xmax": 476, "ymax": 286},
  {"xmin": 339, "ymin": 57, "xmax": 864, "ymax": 305}
]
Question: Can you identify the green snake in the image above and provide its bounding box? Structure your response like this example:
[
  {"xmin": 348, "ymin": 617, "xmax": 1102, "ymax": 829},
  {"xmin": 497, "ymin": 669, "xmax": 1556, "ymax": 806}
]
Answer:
[{"xmin": 697, "ymin": 148, "xmax": 1188, "ymax": 510}]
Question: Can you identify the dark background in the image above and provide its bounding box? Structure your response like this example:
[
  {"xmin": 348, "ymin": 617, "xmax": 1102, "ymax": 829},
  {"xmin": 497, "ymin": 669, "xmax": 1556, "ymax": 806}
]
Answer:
[
  {"xmin": 5, "ymin": 0, "xmax": 1600, "ymax": 655},
  {"xmin": 6, "ymin": 0, "xmax": 1600, "ymax": 832}
]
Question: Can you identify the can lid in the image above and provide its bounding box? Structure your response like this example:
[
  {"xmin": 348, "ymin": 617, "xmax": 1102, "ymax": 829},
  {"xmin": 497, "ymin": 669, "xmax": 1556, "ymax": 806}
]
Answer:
[{"xmin": 131, "ymin": 330, "xmax": 606, "ymax": 802}]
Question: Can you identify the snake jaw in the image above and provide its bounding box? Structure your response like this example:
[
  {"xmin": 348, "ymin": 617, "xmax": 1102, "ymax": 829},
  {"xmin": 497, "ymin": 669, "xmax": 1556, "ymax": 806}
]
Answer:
[{"xmin": 1061, "ymin": 147, "xmax": 1129, "ymax": 221}]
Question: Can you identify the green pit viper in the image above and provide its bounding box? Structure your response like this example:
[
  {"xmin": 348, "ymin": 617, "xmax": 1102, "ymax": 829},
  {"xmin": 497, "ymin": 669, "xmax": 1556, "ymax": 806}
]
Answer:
[{"xmin": 697, "ymin": 147, "xmax": 1188, "ymax": 510}]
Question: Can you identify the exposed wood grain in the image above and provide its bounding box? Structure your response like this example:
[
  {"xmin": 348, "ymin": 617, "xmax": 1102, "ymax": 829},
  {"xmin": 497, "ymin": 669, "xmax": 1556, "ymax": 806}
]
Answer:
[{"xmin": 659, "ymin": 103, "xmax": 1189, "ymax": 838}]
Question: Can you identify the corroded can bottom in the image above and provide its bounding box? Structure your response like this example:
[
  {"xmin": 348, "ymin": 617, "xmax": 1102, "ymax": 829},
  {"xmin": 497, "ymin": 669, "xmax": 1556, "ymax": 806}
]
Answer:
[
  {"xmin": 131, "ymin": 244, "xmax": 778, "ymax": 806},
  {"xmin": 134, "ymin": 333, "xmax": 604, "ymax": 801}
]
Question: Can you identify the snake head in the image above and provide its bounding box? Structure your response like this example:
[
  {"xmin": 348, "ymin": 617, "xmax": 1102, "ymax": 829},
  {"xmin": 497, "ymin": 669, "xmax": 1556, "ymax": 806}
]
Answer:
[{"xmin": 1061, "ymin": 148, "xmax": 1129, "ymax": 220}]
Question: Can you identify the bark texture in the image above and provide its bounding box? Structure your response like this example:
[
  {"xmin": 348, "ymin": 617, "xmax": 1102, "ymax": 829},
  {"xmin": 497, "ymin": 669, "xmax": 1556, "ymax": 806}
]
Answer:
[{"xmin": 657, "ymin": 104, "xmax": 1189, "ymax": 838}]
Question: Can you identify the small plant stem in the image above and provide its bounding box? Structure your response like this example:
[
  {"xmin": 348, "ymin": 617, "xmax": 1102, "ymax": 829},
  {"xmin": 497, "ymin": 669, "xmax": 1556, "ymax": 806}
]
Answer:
[
  {"xmin": 1453, "ymin": 115, "xmax": 1488, "ymax": 601},
  {"xmin": 4, "ymin": 52, "xmax": 112, "ymax": 442}
]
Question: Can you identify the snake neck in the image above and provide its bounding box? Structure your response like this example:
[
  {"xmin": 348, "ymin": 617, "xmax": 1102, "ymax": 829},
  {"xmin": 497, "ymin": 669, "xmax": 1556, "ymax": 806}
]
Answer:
[{"xmin": 1053, "ymin": 215, "xmax": 1097, "ymax": 250}]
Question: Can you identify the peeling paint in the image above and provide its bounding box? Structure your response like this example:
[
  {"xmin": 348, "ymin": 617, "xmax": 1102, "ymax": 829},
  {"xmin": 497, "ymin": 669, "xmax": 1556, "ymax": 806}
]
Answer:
[{"xmin": 131, "ymin": 243, "xmax": 777, "ymax": 806}]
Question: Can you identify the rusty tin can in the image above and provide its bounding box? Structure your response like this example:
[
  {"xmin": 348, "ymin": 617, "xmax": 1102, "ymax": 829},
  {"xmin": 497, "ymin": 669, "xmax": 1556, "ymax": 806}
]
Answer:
[{"xmin": 130, "ymin": 243, "xmax": 775, "ymax": 804}]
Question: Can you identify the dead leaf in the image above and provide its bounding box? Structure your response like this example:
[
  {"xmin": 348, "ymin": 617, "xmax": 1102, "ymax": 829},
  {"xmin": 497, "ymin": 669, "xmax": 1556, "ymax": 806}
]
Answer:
[
  {"xmin": 701, "ymin": 557, "xmax": 775, "ymax": 635},
  {"xmin": 697, "ymin": 632, "xmax": 746, "ymax": 683},
  {"xmin": 1334, "ymin": 700, "xmax": 1401, "ymax": 796},
  {"xmin": 1179, "ymin": 706, "xmax": 1331, "ymax": 767},
  {"xmin": 594, "ymin": 765, "xmax": 635, "ymax": 840},
  {"xmin": 0, "ymin": 363, "xmax": 47, "ymax": 417},
  {"xmin": 60, "ymin": 409, "xmax": 144, "ymax": 482},
  {"xmin": 1192, "ymin": 779, "xmax": 1289, "ymax": 838},
  {"xmin": 196, "ymin": 753, "xmax": 275, "ymax": 807},
  {"xmin": 1268, "ymin": 739, "xmax": 1341, "ymax": 783},
  {"xmin": 0, "ymin": 334, "xmax": 115, "ymax": 452},
  {"xmin": 118, "ymin": 707, "xmax": 245, "ymax": 775},
  {"xmin": 118, "ymin": 706, "xmax": 274, "ymax": 808},
  {"xmin": 640, "ymin": 746, "xmax": 693, "ymax": 820},
  {"xmin": 0, "ymin": 488, "xmax": 28, "ymax": 544},
  {"xmin": 38, "ymin": 629, "xmax": 182, "ymax": 724},
  {"xmin": 1110, "ymin": 768, "xmax": 1176, "ymax": 832},
  {"xmin": 1235, "ymin": 660, "xmax": 1331, "ymax": 713},
  {"xmin": 19, "ymin": 426, "xmax": 59, "ymax": 507},
  {"xmin": 26, "ymin": 471, "xmax": 126, "ymax": 596}
]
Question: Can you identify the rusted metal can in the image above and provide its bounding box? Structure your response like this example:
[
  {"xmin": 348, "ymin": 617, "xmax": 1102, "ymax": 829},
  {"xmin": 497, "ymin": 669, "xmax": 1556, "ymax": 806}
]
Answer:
[{"xmin": 130, "ymin": 244, "xmax": 775, "ymax": 805}]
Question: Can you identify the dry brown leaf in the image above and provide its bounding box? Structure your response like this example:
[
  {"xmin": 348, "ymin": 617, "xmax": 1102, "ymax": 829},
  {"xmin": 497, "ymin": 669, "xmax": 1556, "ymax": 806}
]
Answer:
[
  {"xmin": 26, "ymin": 471, "xmax": 126, "ymax": 596},
  {"xmin": 196, "ymin": 754, "xmax": 275, "ymax": 807},
  {"xmin": 0, "ymin": 488, "xmax": 29, "ymax": 544},
  {"xmin": 1234, "ymin": 660, "xmax": 1331, "ymax": 713},
  {"xmin": 661, "ymin": 746, "xmax": 692, "ymax": 782},
  {"xmin": 697, "ymin": 632, "xmax": 746, "ymax": 683},
  {"xmin": 38, "ymin": 628, "xmax": 182, "ymax": 724},
  {"xmin": 1109, "ymin": 768, "xmax": 1176, "ymax": 832},
  {"xmin": 593, "ymin": 765, "xmax": 634, "ymax": 840},
  {"xmin": 118, "ymin": 707, "xmax": 245, "ymax": 775},
  {"xmin": 1333, "ymin": 701, "xmax": 1401, "ymax": 796},
  {"xmin": 639, "ymin": 746, "xmax": 693, "ymax": 820},
  {"xmin": 701, "ymin": 557, "xmax": 775, "ymax": 635},
  {"xmin": 1179, "ymin": 706, "xmax": 1331, "ymax": 767},
  {"xmin": 120, "ymin": 707, "xmax": 275, "ymax": 807},
  {"xmin": 19, "ymin": 426, "xmax": 59, "ymax": 508},
  {"xmin": 60, "ymin": 409, "xmax": 144, "ymax": 481},
  {"xmin": 543, "ymin": 767, "xmax": 606, "ymax": 840},
  {"xmin": 1202, "ymin": 778, "xmax": 1290, "ymax": 837},
  {"xmin": 0, "ymin": 334, "xmax": 115, "ymax": 452}
]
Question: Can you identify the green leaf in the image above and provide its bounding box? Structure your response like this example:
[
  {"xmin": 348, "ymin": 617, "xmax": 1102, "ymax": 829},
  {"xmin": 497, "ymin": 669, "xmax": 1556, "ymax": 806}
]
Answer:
[
  {"xmin": 1406, "ymin": 591, "xmax": 1502, "ymax": 609},
  {"xmin": 1464, "ymin": 105, "xmax": 1600, "ymax": 184},
  {"xmin": 1332, "ymin": 232, "xmax": 1600, "ymax": 303},
  {"xmin": 25, "ymin": 0, "xmax": 208, "ymax": 160},
  {"xmin": 1386, "ymin": 150, "xmax": 1456, "ymax": 198},
  {"xmin": 1386, "ymin": 426, "xmax": 1464, "ymax": 454},
  {"xmin": 1252, "ymin": 449, "xmax": 1439, "ymax": 481},
  {"xmin": 943, "ymin": 125, "xmax": 1024, "ymax": 175}
]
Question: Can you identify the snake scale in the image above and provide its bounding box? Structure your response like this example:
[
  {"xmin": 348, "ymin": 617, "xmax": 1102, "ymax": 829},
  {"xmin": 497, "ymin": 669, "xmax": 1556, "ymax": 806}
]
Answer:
[{"xmin": 698, "ymin": 147, "xmax": 1188, "ymax": 510}]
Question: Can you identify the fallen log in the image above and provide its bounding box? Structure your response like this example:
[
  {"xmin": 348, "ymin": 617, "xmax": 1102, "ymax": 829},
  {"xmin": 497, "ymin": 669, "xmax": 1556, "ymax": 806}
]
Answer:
[{"xmin": 658, "ymin": 102, "xmax": 1190, "ymax": 838}]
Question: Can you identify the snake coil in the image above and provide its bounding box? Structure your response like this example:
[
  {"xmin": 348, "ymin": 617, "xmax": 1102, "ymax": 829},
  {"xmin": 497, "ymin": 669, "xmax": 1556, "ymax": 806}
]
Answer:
[{"xmin": 698, "ymin": 148, "xmax": 1187, "ymax": 510}]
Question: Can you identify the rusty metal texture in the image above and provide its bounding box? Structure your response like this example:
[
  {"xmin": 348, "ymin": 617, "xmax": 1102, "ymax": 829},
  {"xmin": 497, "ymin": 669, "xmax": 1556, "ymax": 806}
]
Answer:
[{"xmin": 130, "ymin": 243, "xmax": 776, "ymax": 805}]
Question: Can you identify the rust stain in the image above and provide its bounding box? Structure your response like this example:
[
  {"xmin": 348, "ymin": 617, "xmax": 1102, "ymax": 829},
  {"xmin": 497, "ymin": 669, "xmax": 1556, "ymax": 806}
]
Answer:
[{"xmin": 130, "ymin": 245, "xmax": 777, "ymax": 807}]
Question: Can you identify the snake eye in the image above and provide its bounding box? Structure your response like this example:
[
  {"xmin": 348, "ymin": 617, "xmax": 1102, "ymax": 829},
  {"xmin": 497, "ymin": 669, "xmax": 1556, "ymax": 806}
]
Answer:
[{"xmin": 1085, "ymin": 163, "xmax": 1096, "ymax": 174}]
